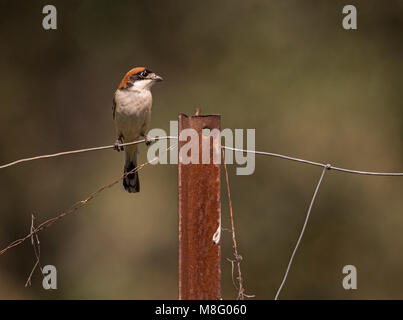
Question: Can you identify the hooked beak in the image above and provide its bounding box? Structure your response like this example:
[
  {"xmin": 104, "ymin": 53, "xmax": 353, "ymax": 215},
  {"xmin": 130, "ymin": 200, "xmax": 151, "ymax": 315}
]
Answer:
[{"xmin": 151, "ymin": 73, "xmax": 163, "ymax": 82}]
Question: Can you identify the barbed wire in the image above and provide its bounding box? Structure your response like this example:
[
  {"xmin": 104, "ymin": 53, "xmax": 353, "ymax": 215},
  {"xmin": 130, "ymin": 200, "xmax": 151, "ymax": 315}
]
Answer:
[
  {"xmin": 219, "ymin": 146, "xmax": 402, "ymax": 299},
  {"xmin": 25, "ymin": 213, "xmax": 43, "ymax": 287},
  {"xmin": 222, "ymin": 149, "xmax": 255, "ymax": 300},
  {"xmin": 0, "ymin": 143, "xmax": 177, "ymax": 257},
  {"xmin": 0, "ymin": 134, "xmax": 402, "ymax": 298}
]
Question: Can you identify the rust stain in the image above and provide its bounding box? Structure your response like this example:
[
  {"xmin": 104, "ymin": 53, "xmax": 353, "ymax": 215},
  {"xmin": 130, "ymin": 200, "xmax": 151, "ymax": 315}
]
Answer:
[{"xmin": 178, "ymin": 113, "xmax": 221, "ymax": 300}]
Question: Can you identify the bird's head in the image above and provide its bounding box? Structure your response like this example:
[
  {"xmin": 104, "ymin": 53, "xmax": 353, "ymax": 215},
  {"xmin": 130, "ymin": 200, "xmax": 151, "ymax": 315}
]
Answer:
[{"xmin": 118, "ymin": 67, "xmax": 163, "ymax": 91}]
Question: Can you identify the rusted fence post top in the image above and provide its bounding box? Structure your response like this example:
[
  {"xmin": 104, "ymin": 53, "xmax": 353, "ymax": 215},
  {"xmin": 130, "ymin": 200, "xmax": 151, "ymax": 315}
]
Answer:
[{"xmin": 178, "ymin": 113, "xmax": 221, "ymax": 300}]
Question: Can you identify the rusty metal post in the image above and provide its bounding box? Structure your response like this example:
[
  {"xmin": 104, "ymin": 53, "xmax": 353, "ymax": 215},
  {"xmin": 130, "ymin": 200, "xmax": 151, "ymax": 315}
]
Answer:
[{"xmin": 178, "ymin": 113, "xmax": 221, "ymax": 300}]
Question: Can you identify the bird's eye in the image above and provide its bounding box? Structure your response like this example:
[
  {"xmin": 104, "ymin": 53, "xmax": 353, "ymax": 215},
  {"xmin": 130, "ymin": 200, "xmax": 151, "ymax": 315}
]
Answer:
[{"xmin": 141, "ymin": 71, "xmax": 148, "ymax": 77}]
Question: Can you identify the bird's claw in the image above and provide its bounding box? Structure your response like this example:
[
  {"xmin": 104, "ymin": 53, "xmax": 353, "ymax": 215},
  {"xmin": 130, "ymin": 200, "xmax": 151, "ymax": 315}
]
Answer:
[
  {"xmin": 114, "ymin": 140, "xmax": 124, "ymax": 152},
  {"xmin": 144, "ymin": 135, "xmax": 153, "ymax": 146}
]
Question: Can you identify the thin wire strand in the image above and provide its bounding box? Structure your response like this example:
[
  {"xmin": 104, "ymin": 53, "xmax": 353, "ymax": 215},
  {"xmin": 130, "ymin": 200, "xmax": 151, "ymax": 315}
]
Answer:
[
  {"xmin": 0, "ymin": 136, "xmax": 177, "ymax": 169},
  {"xmin": 1, "ymin": 137, "xmax": 402, "ymax": 176},
  {"xmin": 0, "ymin": 143, "xmax": 177, "ymax": 257},
  {"xmin": 1, "ymin": 132, "xmax": 401, "ymax": 296},
  {"xmin": 274, "ymin": 165, "xmax": 328, "ymax": 300},
  {"xmin": 223, "ymin": 146, "xmax": 403, "ymax": 176}
]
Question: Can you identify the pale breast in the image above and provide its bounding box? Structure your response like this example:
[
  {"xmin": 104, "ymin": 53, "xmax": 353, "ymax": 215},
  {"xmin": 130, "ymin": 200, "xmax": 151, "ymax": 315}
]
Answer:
[{"xmin": 114, "ymin": 89, "xmax": 152, "ymax": 141}]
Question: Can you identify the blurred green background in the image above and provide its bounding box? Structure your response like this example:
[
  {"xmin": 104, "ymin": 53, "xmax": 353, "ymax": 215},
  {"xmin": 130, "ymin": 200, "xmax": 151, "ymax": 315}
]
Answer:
[{"xmin": 0, "ymin": 0, "xmax": 402, "ymax": 299}]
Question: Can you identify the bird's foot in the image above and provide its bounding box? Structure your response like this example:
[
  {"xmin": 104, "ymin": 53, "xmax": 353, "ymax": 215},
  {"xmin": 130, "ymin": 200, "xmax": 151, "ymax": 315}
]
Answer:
[
  {"xmin": 114, "ymin": 139, "xmax": 124, "ymax": 152},
  {"xmin": 144, "ymin": 134, "xmax": 153, "ymax": 146}
]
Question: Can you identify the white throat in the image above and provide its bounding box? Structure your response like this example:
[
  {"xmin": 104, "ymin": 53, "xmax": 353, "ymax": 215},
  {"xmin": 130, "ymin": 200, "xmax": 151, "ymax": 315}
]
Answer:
[{"xmin": 129, "ymin": 79, "xmax": 155, "ymax": 91}]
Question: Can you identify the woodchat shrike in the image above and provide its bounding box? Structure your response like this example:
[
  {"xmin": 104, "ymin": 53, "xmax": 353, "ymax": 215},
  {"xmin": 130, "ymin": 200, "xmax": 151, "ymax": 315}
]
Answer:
[{"xmin": 113, "ymin": 67, "xmax": 163, "ymax": 193}]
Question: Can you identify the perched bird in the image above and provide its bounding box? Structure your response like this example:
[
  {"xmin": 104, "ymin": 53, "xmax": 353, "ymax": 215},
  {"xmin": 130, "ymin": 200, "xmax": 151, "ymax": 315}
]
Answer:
[{"xmin": 113, "ymin": 67, "xmax": 163, "ymax": 193}]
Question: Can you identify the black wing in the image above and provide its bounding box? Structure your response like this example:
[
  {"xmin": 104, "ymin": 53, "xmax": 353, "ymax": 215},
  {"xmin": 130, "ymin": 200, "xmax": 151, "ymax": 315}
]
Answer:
[{"xmin": 112, "ymin": 96, "xmax": 116, "ymax": 120}]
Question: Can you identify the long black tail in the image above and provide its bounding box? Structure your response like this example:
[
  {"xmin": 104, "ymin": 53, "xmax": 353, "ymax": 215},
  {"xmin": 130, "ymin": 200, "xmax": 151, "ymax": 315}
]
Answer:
[{"xmin": 123, "ymin": 153, "xmax": 140, "ymax": 193}]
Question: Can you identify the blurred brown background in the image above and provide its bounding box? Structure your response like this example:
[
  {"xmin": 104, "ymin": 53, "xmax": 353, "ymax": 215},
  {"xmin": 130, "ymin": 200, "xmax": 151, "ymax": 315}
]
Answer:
[{"xmin": 0, "ymin": 0, "xmax": 402, "ymax": 299}]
